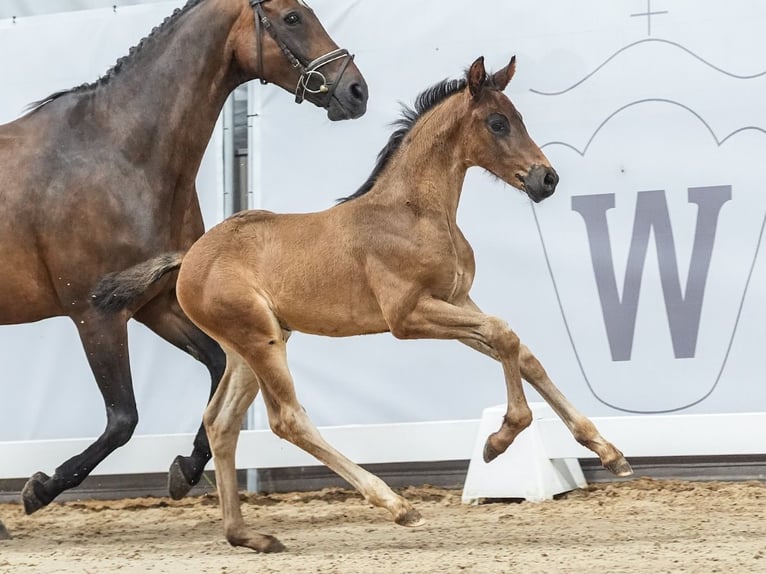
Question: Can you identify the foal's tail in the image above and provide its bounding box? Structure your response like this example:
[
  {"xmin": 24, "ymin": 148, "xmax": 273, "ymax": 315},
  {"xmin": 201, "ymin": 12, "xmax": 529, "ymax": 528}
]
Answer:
[{"xmin": 92, "ymin": 252, "xmax": 184, "ymax": 312}]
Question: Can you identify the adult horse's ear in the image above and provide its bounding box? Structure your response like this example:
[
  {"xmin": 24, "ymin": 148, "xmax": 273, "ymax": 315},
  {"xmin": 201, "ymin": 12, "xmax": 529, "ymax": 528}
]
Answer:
[
  {"xmin": 492, "ymin": 55, "xmax": 517, "ymax": 91},
  {"xmin": 468, "ymin": 56, "xmax": 487, "ymax": 100}
]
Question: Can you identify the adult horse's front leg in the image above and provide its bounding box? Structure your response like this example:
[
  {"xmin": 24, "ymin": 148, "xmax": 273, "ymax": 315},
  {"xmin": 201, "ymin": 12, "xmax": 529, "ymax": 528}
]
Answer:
[
  {"xmin": 134, "ymin": 293, "xmax": 226, "ymax": 500},
  {"xmin": 22, "ymin": 312, "xmax": 136, "ymax": 514},
  {"xmin": 457, "ymin": 297, "xmax": 632, "ymax": 476}
]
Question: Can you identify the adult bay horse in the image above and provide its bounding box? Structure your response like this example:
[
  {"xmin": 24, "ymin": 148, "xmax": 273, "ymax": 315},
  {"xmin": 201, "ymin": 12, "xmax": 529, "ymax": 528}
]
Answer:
[
  {"xmin": 93, "ymin": 55, "xmax": 632, "ymax": 552},
  {"xmin": 0, "ymin": 0, "xmax": 368, "ymax": 518}
]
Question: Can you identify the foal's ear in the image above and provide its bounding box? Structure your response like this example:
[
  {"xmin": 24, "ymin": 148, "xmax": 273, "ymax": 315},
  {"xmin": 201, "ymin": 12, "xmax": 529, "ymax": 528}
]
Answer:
[
  {"xmin": 468, "ymin": 56, "xmax": 487, "ymax": 100},
  {"xmin": 492, "ymin": 55, "xmax": 517, "ymax": 91}
]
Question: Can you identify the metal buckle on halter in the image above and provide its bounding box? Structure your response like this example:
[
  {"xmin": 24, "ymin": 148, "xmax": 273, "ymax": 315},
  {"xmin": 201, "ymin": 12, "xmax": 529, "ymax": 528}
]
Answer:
[{"xmin": 295, "ymin": 48, "xmax": 353, "ymax": 104}]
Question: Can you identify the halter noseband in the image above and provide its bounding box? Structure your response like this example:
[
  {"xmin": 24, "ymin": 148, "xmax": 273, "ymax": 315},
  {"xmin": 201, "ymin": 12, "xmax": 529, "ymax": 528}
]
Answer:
[{"xmin": 249, "ymin": 0, "xmax": 354, "ymax": 106}]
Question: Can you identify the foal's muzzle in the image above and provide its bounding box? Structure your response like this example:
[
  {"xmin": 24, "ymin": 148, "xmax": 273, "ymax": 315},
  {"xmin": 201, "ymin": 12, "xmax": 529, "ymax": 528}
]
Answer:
[{"xmin": 523, "ymin": 165, "xmax": 559, "ymax": 203}]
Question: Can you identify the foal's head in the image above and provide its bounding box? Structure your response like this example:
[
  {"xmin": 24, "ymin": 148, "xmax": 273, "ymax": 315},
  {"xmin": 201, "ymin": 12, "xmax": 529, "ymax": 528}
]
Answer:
[
  {"xmin": 232, "ymin": 0, "xmax": 368, "ymax": 120},
  {"xmin": 461, "ymin": 56, "xmax": 558, "ymax": 202}
]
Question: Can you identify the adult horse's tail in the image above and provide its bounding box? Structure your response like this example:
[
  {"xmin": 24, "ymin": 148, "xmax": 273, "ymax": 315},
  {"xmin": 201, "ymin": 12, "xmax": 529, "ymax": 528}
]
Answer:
[{"xmin": 92, "ymin": 252, "xmax": 184, "ymax": 312}]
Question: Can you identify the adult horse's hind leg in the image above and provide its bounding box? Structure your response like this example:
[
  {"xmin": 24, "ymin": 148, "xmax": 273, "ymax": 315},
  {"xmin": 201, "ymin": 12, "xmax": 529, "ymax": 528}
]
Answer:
[
  {"xmin": 22, "ymin": 312, "xmax": 137, "ymax": 514},
  {"xmin": 134, "ymin": 293, "xmax": 226, "ymax": 500}
]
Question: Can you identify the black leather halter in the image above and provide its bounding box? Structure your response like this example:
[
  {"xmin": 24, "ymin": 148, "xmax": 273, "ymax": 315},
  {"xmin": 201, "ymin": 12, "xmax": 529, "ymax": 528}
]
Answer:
[{"xmin": 249, "ymin": 0, "xmax": 354, "ymax": 105}]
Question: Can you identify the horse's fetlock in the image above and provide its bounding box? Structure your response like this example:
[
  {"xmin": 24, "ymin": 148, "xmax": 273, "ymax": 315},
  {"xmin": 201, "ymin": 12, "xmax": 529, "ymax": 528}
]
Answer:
[
  {"xmin": 504, "ymin": 408, "xmax": 532, "ymax": 432},
  {"xmin": 572, "ymin": 419, "xmax": 599, "ymax": 447}
]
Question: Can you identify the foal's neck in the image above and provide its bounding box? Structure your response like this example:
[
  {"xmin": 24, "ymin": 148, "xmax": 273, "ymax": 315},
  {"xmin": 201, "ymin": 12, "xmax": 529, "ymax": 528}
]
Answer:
[{"xmin": 372, "ymin": 104, "xmax": 469, "ymax": 220}]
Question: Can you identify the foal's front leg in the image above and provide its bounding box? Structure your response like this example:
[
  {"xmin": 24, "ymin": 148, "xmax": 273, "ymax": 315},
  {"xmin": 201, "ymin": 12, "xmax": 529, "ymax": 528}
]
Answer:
[
  {"xmin": 458, "ymin": 297, "xmax": 632, "ymax": 476},
  {"xmin": 384, "ymin": 296, "xmax": 535, "ymax": 459}
]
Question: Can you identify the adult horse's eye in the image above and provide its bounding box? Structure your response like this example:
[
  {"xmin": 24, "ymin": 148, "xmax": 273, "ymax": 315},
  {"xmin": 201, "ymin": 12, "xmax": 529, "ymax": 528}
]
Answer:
[
  {"xmin": 284, "ymin": 12, "xmax": 301, "ymax": 25},
  {"xmin": 487, "ymin": 113, "xmax": 510, "ymax": 135}
]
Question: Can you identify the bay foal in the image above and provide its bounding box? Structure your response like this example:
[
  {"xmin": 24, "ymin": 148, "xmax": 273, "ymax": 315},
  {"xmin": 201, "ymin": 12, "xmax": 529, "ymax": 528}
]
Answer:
[{"xmin": 95, "ymin": 56, "xmax": 632, "ymax": 552}]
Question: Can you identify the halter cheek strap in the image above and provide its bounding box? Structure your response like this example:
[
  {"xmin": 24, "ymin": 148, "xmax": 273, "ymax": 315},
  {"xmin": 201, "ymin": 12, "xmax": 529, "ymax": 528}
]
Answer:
[{"xmin": 249, "ymin": 0, "xmax": 354, "ymax": 106}]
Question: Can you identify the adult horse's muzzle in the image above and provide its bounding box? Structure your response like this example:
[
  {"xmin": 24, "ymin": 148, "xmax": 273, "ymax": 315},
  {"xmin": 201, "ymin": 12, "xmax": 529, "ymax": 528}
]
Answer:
[
  {"xmin": 299, "ymin": 51, "xmax": 368, "ymax": 121},
  {"xmin": 520, "ymin": 165, "xmax": 559, "ymax": 203}
]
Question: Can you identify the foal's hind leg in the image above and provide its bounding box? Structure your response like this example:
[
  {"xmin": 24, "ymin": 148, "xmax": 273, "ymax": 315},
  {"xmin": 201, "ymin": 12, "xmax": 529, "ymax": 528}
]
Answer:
[
  {"xmin": 134, "ymin": 293, "xmax": 227, "ymax": 499},
  {"xmin": 458, "ymin": 297, "xmax": 632, "ymax": 476},
  {"xmin": 206, "ymin": 301, "xmax": 421, "ymax": 551},
  {"xmin": 201, "ymin": 349, "xmax": 286, "ymax": 552},
  {"xmin": 23, "ymin": 312, "xmax": 137, "ymax": 514}
]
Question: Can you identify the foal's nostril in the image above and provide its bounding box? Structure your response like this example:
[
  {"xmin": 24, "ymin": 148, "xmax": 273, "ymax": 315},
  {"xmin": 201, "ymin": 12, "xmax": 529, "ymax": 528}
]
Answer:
[
  {"xmin": 544, "ymin": 170, "xmax": 558, "ymax": 188},
  {"xmin": 542, "ymin": 169, "xmax": 559, "ymax": 196},
  {"xmin": 349, "ymin": 82, "xmax": 367, "ymax": 103}
]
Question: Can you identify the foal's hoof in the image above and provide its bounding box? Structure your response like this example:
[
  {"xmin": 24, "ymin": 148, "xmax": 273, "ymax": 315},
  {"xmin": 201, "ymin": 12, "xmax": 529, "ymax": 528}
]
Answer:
[
  {"xmin": 168, "ymin": 455, "xmax": 197, "ymax": 500},
  {"xmin": 22, "ymin": 471, "xmax": 52, "ymax": 515},
  {"xmin": 0, "ymin": 521, "xmax": 11, "ymax": 540},
  {"xmin": 257, "ymin": 535, "xmax": 286, "ymax": 553},
  {"xmin": 605, "ymin": 457, "xmax": 634, "ymax": 477},
  {"xmin": 483, "ymin": 437, "xmax": 503, "ymax": 463},
  {"xmin": 229, "ymin": 533, "xmax": 286, "ymax": 553},
  {"xmin": 395, "ymin": 508, "xmax": 425, "ymax": 527}
]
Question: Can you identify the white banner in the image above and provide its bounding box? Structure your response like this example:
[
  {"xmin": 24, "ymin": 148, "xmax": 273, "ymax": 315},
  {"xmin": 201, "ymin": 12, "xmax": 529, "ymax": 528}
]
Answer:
[
  {"xmin": 251, "ymin": 0, "xmax": 766, "ymax": 429},
  {"xmin": 1, "ymin": 0, "xmax": 764, "ymax": 449}
]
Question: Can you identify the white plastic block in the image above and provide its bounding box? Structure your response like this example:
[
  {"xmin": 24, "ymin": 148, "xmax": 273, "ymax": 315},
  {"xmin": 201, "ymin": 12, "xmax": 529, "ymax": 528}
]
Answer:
[{"xmin": 462, "ymin": 402, "xmax": 586, "ymax": 504}]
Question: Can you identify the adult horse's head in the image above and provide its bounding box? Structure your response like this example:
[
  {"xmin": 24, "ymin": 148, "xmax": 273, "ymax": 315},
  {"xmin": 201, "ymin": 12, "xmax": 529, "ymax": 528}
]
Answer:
[
  {"xmin": 234, "ymin": 0, "xmax": 368, "ymax": 120},
  {"xmin": 463, "ymin": 56, "xmax": 558, "ymax": 203}
]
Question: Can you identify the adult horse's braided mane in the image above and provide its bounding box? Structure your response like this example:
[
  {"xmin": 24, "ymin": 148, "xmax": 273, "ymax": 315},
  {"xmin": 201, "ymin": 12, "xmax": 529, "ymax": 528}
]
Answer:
[
  {"xmin": 27, "ymin": 0, "xmax": 206, "ymax": 112},
  {"xmin": 338, "ymin": 70, "xmax": 502, "ymax": 204}
]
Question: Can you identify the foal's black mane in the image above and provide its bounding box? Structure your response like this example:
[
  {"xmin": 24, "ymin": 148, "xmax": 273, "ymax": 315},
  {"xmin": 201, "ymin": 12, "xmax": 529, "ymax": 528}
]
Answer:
[
  {"xmin": 338, "ymin": 76, "xmax": 469, "ymax": 203},
  {"xmin": 26, "ymin": 0, "xmax": 206, "ymax": 113}
]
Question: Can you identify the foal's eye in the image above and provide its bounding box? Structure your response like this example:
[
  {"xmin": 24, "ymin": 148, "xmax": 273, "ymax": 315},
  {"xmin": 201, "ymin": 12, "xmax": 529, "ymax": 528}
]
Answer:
[
  {"xmin": 284, "ymin": 12, "xmax": 301, "ymax": 25},
  {"xmin": 487, "ymin": 113, "xmax": 510, "ymax": 135}
]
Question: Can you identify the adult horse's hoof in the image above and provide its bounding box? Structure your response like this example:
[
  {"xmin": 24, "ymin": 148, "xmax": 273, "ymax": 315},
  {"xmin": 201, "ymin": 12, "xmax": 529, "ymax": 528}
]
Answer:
[
  {"xmin": 0, "ymin": 521, "xmax": 11, "ymax": 540},
  {"xmin": 395, "ymin": 508, "xmax": 425, "ymax": 527},
  {"xmin": 605, "ymin": 457, "xmax": 634, "ymax": 477},
  {"xmin": 168, "ymin": 455, "xmax": 198, "ymax": 500},
  {"xmin": 22, "ymin": 471, "xmax": 52, "ymax": 515}
]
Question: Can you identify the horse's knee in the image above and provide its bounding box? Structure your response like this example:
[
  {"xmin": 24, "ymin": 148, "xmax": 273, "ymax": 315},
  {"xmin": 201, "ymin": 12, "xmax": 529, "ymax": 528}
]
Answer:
[{"xmin": 486, "ymin": 318, "xmax": 520, "ymax": 356}]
